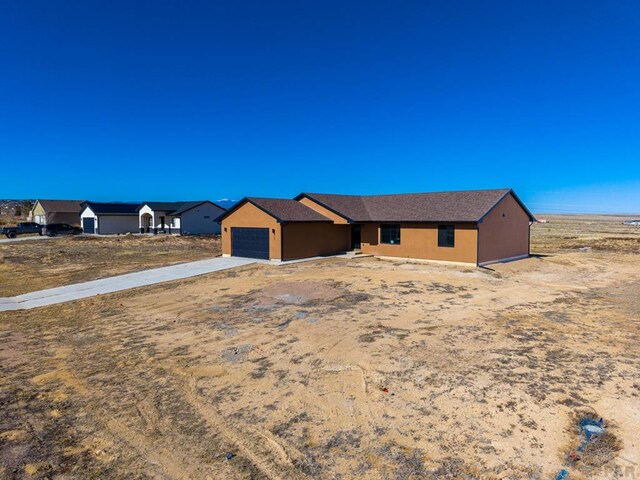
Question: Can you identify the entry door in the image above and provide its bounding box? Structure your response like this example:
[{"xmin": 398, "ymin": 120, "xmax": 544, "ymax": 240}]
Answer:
[
  {"xmin": 83, "ymin": 217, "xmax": 95, "ymax": 234},
  {"xmin": 351, "ymin": 224, "xmax": 362, "ymax": 249},
  {"xmin": 231, "ymin": 227, "xmax": 270, "ymax": 259}
]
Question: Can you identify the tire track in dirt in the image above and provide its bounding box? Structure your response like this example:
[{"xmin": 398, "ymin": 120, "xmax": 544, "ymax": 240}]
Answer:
[
  {"xmin": 181, "ymin": 374, "xmax": 309, "ymax": 480},
  {"xmin": 28, "ymin": 357, "xmax": 224, "ymax": 479}
]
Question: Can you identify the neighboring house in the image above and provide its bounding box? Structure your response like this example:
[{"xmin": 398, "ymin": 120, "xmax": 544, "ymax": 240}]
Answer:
[
  {"xmin": 79, "ymin": 202, "xmax": 140, "ymax": 234},
  {"xmin": 218, "ymin": 188, "xmax": 535, "ymax": 266},
  {"xmin": 29, "ymin": 200, "xmax": 85, "ymax": 226},
  {"xmin": 137, "ymin": 201, "xmax": 225, "ymax": 235}
]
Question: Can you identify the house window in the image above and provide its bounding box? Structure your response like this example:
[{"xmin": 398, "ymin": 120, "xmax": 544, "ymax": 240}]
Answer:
[
  {"xmin": 438, "ymin": 225, "xmax": 455, "ymax": 248},
  {"xmin": 380, "ymin": 224, "xmax": 401, "ymax": 244}
]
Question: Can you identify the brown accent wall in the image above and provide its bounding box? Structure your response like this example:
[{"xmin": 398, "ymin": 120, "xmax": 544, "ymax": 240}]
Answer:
[
  {"xmin": 49, "ymin": 212, "xmax": 81, "ymax": 226},
  {"xmin": 298, "ymin": 197, "xmax": 350, "ymax": 224},
  {"xmin": 221, "ymin": 202, "xmax": 281, "ymax": 260},
  {"xmin": 477, "ymin": 193, "xmax": 530, "ymax": 264},
  {"xmin": 360, "ymin": 223, "xmax": 478, "ymax": 264},
  {"xmin": 282, "ymin": 223, "xmax": 350, "ymax": 260}
]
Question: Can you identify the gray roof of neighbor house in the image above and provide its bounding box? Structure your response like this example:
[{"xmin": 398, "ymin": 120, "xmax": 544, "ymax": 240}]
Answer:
[
  {"xmin": 220, "ymin": 197, "xmax": 333, "ymax": 223},
  {"xmin": 139, "ymin": 201, "xmax": 225, "ymax": 216},
  {"xmin": 170, "ymin": 201, "xmax": 225, "ymax": 216},
  {"xmin": 82, "ymin": 202, "xmax": 140, "ymax": 216},
  {"xmin": 139, "ymin": 202, "xmax": 186, "ymax": 212},
  {"xmin": 296, "ymin": 189, "xmax": 535, "ymax": 223},
  {"xmin": 35, "ymin": 200, "xmax": 85, "ymax": 213}
]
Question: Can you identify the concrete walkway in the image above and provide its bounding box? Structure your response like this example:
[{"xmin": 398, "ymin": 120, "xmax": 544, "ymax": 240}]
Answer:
[{"xmin": 0, "ymin": 257, "xmax": 257, "ymax": 312}]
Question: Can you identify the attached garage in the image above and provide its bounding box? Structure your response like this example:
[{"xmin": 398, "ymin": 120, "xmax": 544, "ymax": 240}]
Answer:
[
  {"xmin": 80, "ymin": 202, "xmax": 140, "ymax": 235},
  {"xmin": 219, "ymin": 197, "xmax": 349, "ymax": 261},
  {"xmin": 231, "ymin": 227, "xmax": 270, "ymax": 259}
]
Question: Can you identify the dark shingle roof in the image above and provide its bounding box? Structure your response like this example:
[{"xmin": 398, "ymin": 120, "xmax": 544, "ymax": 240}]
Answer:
[
  {"xmin": 223, "ymin": 197, "xmax": 332, "ymax": 222},
  {"xmin": 170, "ymin": 201, "xmax": 225, "ymax": 216},
  {"xmin": 139, "ymin": 201, "xmax": 224, "ymax": 216},
  {"xmin": 297, "ymin": 189, "xmax": 534, "ymax": 223},
  {"xmin": 37, "ymin": 200, "xmax": 85, "ymax": 213},
  {"xmin": 82, "ymin": 202, "xmax": 140, "ymax": 215},
  {"xmin": 140, "ymin": 202, "xmax": 186, "ymax": 212}
]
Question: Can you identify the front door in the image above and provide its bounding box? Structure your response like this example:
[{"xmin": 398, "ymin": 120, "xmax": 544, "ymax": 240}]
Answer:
[
  {"xmin": 351, "ymin": 224, "xmax": 362, "ymax": 249},
  {"xmin": 82, "ymin": 217, "xmax": 95, "ymax": 234}
]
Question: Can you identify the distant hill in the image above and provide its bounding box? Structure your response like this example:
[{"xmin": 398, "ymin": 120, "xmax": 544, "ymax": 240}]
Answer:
[{"xmin": 0, "ymin": 199, "xmax": 34, "ymax": 217}]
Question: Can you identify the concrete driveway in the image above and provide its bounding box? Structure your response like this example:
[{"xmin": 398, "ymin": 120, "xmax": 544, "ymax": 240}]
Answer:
[
  {"xmin": 0, "ymin": 235, "xmax": 57, "ymax": 244},
  {"xmin": 0, "ymin": 257, "xmax": 256, "ymax": 311}
]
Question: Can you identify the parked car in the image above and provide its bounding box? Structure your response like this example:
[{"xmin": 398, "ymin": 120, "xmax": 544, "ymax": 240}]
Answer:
[
  {"xmin": 42, "ymin": 223, "xmax": 83, "ymax": 237},
  {"xmin": 1, "ymin": 222, "xmax": 43, "ymax": 238}
]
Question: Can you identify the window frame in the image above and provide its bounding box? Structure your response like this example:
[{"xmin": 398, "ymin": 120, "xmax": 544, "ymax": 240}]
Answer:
[
  {"xmin": 380, "ymin": 224, "xmax": 401, "ymax": 245},
  {"xmin": 437, "ymin": 224, "xmax": 455, "ymax": 248}
]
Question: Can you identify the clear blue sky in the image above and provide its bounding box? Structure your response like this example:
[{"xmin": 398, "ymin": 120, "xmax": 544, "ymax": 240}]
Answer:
[{"xmin": 1, "ymin": 1, "xmax": 639, "ymax": 213}]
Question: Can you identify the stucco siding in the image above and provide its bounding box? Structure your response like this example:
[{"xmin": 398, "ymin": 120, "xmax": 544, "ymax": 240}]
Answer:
[
  {"xmin": 221, "ymin": 202, "xmax": 281, "ymax": 260},
  {"xmin": 180, "ymin": 203, "xmax": 224, "ymax": 235},
  {"xmin": 477, "ymin": 193, "xmax": 530, "ymax": 264},
  {"xmin": 282, "ymin": 223, "xmax": 349, "ymax": 260},
  {"xmin": 80, "ymin": 207, "xmax": 97, "ymax": 233},
  {"xmin": 360, "ymin": 223, "xmax": 478, "ymax": 264}
]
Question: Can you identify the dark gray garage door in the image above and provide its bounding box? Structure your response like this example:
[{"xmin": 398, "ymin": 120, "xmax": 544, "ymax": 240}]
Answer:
[
  {"xmin": 83, "ymin": 217, "xmax": 95, "ymax": 234},
  {"xmin": 231, "ymin": 227, "xmax": 269, "ymax": 259}
]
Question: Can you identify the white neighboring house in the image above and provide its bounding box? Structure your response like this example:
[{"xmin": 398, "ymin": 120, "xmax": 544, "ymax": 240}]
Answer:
[
  {"xmin": 80, "ymin": 202, "xmax": 141, "ymax": 234},
  {"xmin": 137, "ymin": 201, "xmax": 225, "ymax": 235}
]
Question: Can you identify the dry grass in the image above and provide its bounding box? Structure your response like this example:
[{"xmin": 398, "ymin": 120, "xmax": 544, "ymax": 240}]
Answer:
[
  {"xmin": 0, "ymin": 216, "xmax": 639, "ymax": 479},
  {"xmin": 532, "ymin": 214, "xmax": 640, "ymax": 253},
  {"xmin": 0, "ymin": 235, "xmax": 221, "ymax": 296},
  {"xmin": 0, "ymin": 211, "xmax": 29, "ymax": 228}
]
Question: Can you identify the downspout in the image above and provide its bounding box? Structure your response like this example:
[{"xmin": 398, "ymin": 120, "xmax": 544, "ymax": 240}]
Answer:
[
  {"xmin": 475, "ymin": 221, "xmax": 481, "ymax": 267},
  {"xmin": 280, "ymin": 222, "xmax": 284, "ymax": 261}
]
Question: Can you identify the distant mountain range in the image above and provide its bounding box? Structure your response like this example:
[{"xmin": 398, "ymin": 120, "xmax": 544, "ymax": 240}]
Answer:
[{"xmin": 215, "ymin": 199, "xmax": 238, "ymax": 209}]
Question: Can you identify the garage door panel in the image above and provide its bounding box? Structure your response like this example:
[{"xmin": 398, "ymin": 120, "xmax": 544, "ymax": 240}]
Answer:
[
  {"xmin": 83, "ymin": 217, "xmax": 95, "ymax": 234},
  {"xmin": 231, "ymin": 227, "xmax": 269, "ymax": 259}
]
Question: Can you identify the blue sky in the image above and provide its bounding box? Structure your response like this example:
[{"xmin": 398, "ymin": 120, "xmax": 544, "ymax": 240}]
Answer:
[{"xmin": 1, "ymin": 1, "xmax": 638, "ymax": 213}]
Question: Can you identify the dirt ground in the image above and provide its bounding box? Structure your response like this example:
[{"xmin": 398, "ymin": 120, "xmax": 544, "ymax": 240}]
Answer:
[
  {"xmin": 0, "ymin": 235, "xmax": 221, "ymax": 297},
  {"xmin": 1, "ymin": 216, "xmax": 639, "ymax": 479}
]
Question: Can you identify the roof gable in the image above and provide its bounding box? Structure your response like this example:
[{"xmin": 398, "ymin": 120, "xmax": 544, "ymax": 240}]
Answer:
[
  {"xmin": 35, "ymin": 200, "xmax": 85, "ymax": 213},
  {"xmin": 138, "ymin": 201, "xmax": 225, "ymax": 216},
  {"xmin": 138, "ymin": 201, "xmax": 185, "ymax": 212},
  {"xmin": 218, "ymin": 197, "xmax": 332, "ymax": 223}
]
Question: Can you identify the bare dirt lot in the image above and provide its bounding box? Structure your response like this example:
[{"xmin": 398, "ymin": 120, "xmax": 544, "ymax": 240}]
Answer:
[
  {"xmin": 1, "ymin": 216, "xmax": 639, "ymax": 479},
  {"xmin": 0, "ymin": 235, "xmax": 221, "ymax": 297}
]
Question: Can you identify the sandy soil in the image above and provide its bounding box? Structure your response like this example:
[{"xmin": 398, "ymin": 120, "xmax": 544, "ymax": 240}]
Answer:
[
  {"xmin": 0, "ymin": 235, "xmax": 221, "ymax": 297},
  {"xmin": 0, "ymin": 216, "xmax": 639, "ymax": 479}
]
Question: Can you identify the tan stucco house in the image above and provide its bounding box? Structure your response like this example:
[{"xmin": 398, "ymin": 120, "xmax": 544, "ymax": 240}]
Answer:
[
  {"xmin": 218, "ymin": 188, "xmax": 535, "ymax": 266},
  {"xmin": 29, "ymin": 200, "xmax": 85, "ymax": 226}
]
